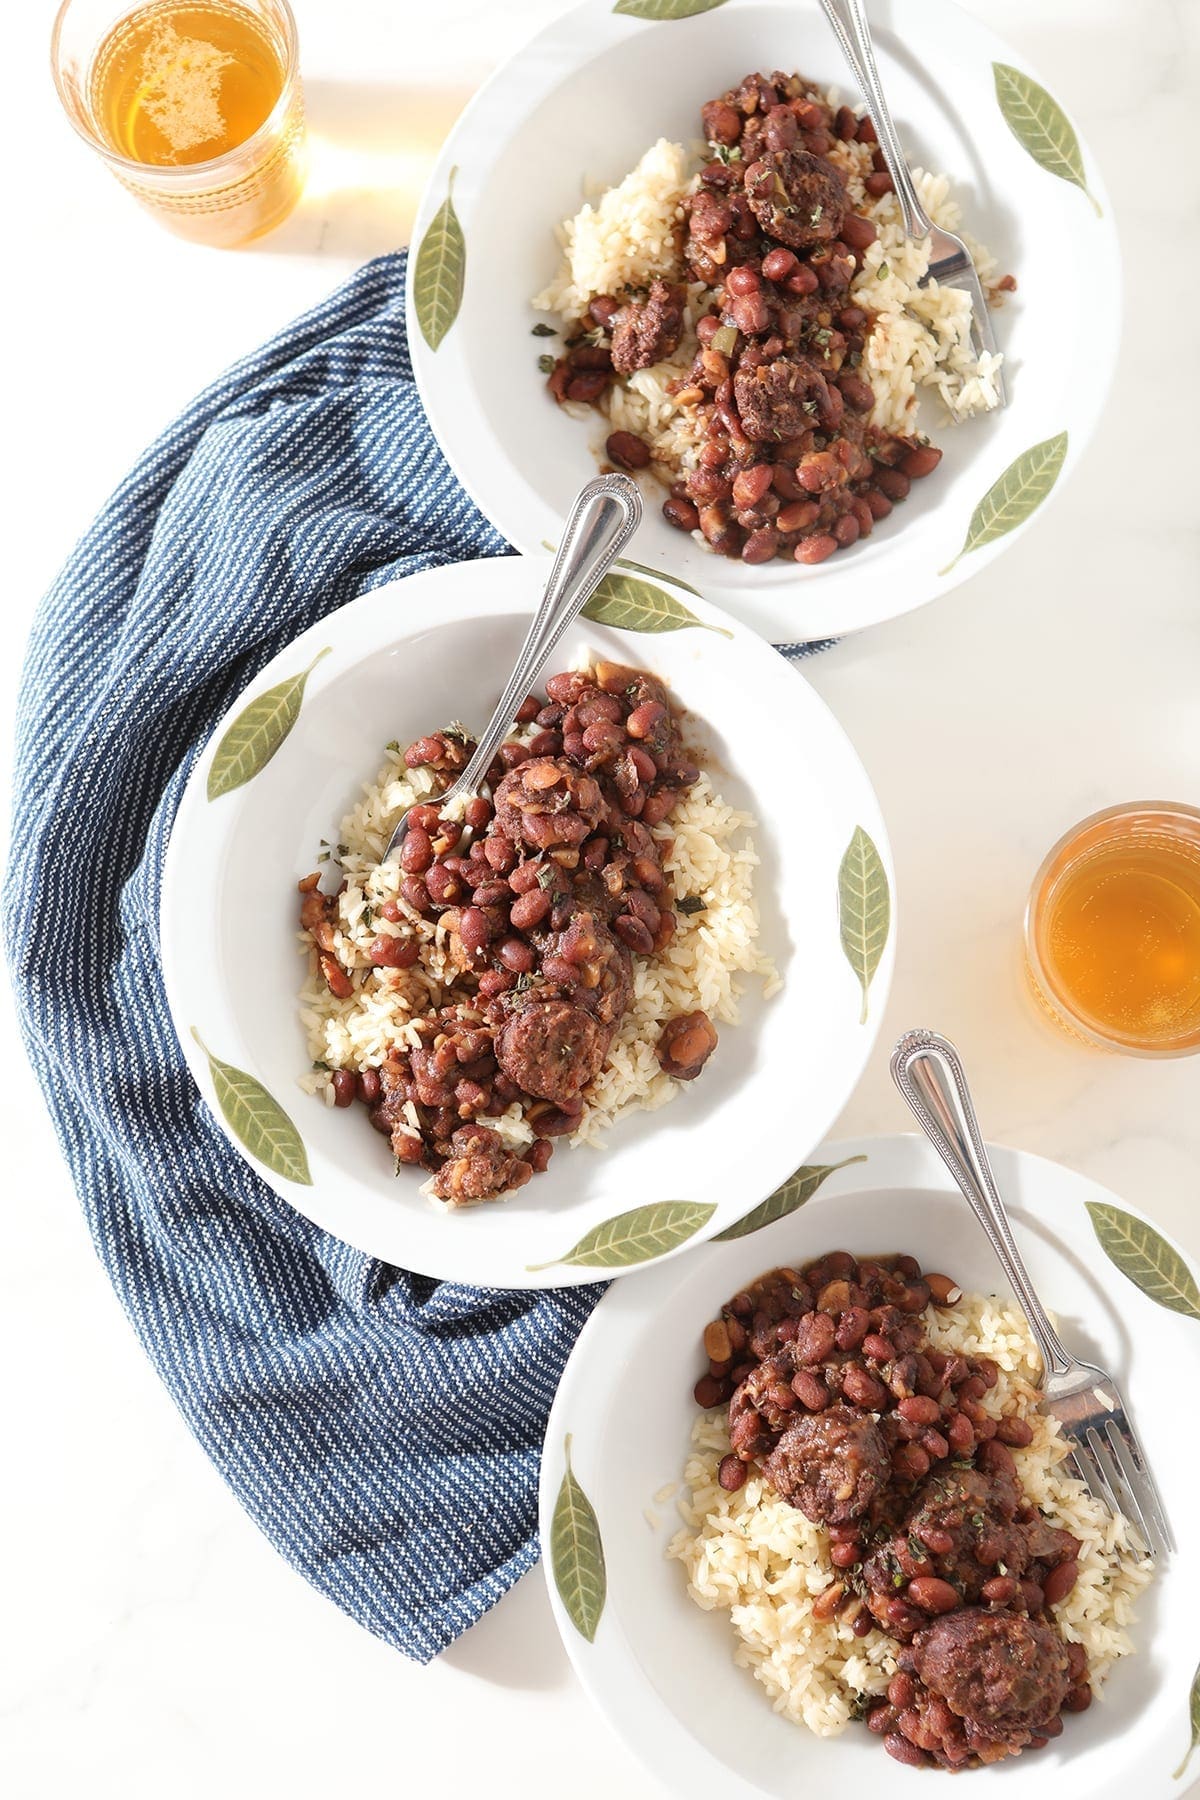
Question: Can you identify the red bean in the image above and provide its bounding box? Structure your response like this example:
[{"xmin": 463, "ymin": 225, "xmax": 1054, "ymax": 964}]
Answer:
[
  {"xmin": 884, "ymin": 1734, "xmax": 929, "ymax": 1768},
  {"xmin": 832, "ymin": 512, "xmax": 860, "ymax": 548},
  {"xmin": 729, "ymin": 291, "xmax": 770, "ymax": 334},
  {"xmin": 785, "ymin": 265, "xmax": 820, "ymax": 295},
  {"xmin": 840, "ymin": 211, "xmax": 878, "ymax": 252},
  {"xmin": 794, "ymin": 532, "xmax": 838, "ymax": 564},
  {"xmin": 862, "ymin": 1333, "xmax": 893, "ymax": 1362},
  {"xmin": 830, "ymin": 1540, "xmax": 860, "ymax": 1569},
  {"xmin": 693, "ymin": 1373, "xmax": 728, "ymax": 1408},
  {"xmin": 627, "ymin": 745, "xmax": 657, "ymax": 782},
  {"xmin": 892, "ymin": 1444, "xmax": 930, "ymax": 1481},
  {"xmin": 509, "ymin": 888, "xmax": 550, "ymax": 931},
  {"xmin": 920, "ymin": 1428, "xmax": 949, "ymax": 1461},
  {"xmin": 995, "ymin": 1415, "xmax": 1034, "ymax": 1447},
  {"xmin": 865, "ymin": 169, "xmax": 894, "ymax": 197},
  {"xmin": 620, "ymin": 705, "xmax": 661, "ymax": 746},
  {"xmin": 867, "ymin": 1705, "xmax": 894, "ymax": 1737},
  {"xmin": 812, "ymin": 1581, "xmax": 847, "ymax": 1621},
  {"xmin": 901, "ymin": 443, "xmax": 943, "ymax": 480},
  {"xmin": 566, "ymin": 371, "xmax": 608, "ymax": 403},
  {"xmin": 761, "ymin": 246, "xmax": 798, "ymax": 282},
  {"xmin": 1064, "ymin": 1684, "xmax": 1092, "ymax": 1713},
  {"xmin": 663, "ymin": 495, "xmax": 699, "ymax": 533},
  {"xmin": 908, "ymin": 1577, "xmax": 960, "ymax": 1615},
  {"xmin": 876, "ymin": 466, "xmax": 911, "ymax": 502},
  {"xmin": 497, "ymin": 937, "xmax": 534, "ymax": 973},
  {"xmin": 477, "ymin": 969, "xmax": 514, "ymax": 998},
  {"xmin": 331, "ymin": 1069, "xmax": 356, "ymax": 1107},
  {"xmin": 400, "ymin": 825, "xmax": 433, "ymax": 873},
  {"xmin": 424, "ymin": 864, "xmax": 460, "ymax": 906},
  {"xmin": 842, "ymin": 1365, "xmax": 888, "ymax": 1410},
  {"xmin": 946, "ymin": 1413, "xmax": 975, "ymax": 1455},
  {"xmin": 915, "ymin": 1525, "xmax": 955, "ymax": 1556},
  {"xmin": 898, "ymin": 1395, "xmax": 940, "ymax": 1426},
  {"xmin": 717, "ymin": 1454, "xmax": 747, "ymax": 1492},
  {"xmin": 791, "ymin": 1368, "xmax": 829, "ymax": 1410},
  {"xmin": 981, "ymin": 1575, "xmax": 1017, "ymax": 1605},
  {"xmin": 614, "ymin": 913, "xmax": 654, "ymax": 954},
  {"xmin": 1042, "ymin": 1560, "xmax": 1079, "ymax": 1606},
  {"xmin": 605, "ymin": 430, "xmax": 652, "ymax": 472},
  {"xmin": 458, "ymin": 907, "xmax": 490, "ymax": 957},
  {"xmin": 369, "ymin": 934, "xmax": 419, "ymax": 969},
  {"xmin": 978, "ymin": 1438, "xmax": 1016, "ymax": 1478},
  {"xmin": 732, "ymin": 462, "xmax": 774, "ymax": 509},
  {"xmin": 725, "ymin": 263, "xmax": 762, "ymax": 296},
  {"xmin": 865, "ymin": 487, "xmax": 893, "ymax": 520}
]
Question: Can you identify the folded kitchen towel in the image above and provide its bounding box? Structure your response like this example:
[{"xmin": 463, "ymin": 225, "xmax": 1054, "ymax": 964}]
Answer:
[{"xmin": 4, "ymin": 248, "xmax": 825, "ymax": 1662}]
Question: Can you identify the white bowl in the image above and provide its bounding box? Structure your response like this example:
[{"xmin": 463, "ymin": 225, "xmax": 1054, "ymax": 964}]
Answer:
[
  {"xmin": 161, "ymin": 556, "xmax": 895, "ymax": 1289},
  {"xmin": 540, "ymin": 1134, "xmax": 1197, "ymax": 1797},
  {"xmin": 407, "ymin": 0, "xmax": 1119, "ymax": 643}
]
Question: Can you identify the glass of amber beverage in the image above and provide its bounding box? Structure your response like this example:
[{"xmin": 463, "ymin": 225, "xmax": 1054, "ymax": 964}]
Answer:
[
  {"xmin": 1025, "ymin": 802, "xmax": 1200, "ymax": 1056},
  {"xmin": 51, "ymin": 0, "xmax": 305, "ymax": 246}
]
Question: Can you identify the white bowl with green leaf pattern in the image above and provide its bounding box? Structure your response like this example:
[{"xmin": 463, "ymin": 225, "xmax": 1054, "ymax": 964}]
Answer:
[
  {"xmin": 406, "ymin": 0, "xmax": 1119, "ymax": 643},
  {"xmin": 161, "ymin": 554, "xmax": 894, "ymax": 1290},
  {"xmin": 540, "ymin": 1133, "xmax": 1200, "ymax": 1797}
]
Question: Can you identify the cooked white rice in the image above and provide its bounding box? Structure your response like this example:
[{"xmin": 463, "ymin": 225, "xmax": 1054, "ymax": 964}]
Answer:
[
  {"xmin": 667, "ymin": 1291, "xmax": 1152, "ymax": 1738},
  {"xmin": 297, "ymin": 683, "xmax": 778, "ymax": 1182},
  {"xmin": 531, "ymin": 92, "xmax": 1007, "ymax": 474}
]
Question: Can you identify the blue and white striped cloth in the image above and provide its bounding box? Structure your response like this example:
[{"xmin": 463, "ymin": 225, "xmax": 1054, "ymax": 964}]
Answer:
[{"xmin": 4, "ymin": 249, "xmax": 823, "ymax": 1661}]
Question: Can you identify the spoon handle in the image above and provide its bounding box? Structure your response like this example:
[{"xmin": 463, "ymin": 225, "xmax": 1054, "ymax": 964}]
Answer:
[
  {"xmin": 890, "ymin": 1028, "xmax": 1074, "ymax": 1379},
  {"xmin": 816, "ymin": 0, "xmax": 933, "ymax": 239},
  {"xmin": 451, "ymin": 473, "xmax": 643, "ymax": 799}
]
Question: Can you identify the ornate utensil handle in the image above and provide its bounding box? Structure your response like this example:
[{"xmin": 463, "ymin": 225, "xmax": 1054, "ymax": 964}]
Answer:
[
  {"xmin": 890, "ymin": 1028, "xmax": 1074, "ymax": 1378},
  {"xmin": 452, "ymin": 474, "xmax": 642, "ymax": 798},
  {"xmin": 816, "ymin": 0, "xmax": 934, "ymax": 240}
]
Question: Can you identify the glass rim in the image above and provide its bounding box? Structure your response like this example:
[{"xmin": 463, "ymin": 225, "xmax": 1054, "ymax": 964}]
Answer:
[
  {"xmin": 50, "ymin": 0, "xmax": 301, "ymax": 184},
  {"xmin": 1023, "ymin": 799, "xmax": 1200, "ymax": 1058}
]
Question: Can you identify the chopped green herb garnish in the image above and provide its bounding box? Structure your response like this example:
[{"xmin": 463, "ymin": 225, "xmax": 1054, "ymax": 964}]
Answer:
[
  {"xmin": 813, "ymin": 327, "xmax": 832, "ymax": 347},
  {"xmin": 537, "ymin": 354, "xmax": 556, "ymax": 375},
  {"xmin": 711, "ymin": 142, "xmax": 743, "ymax": 166},
  {"xmin": 536, "ymin": 865, "xmax": 558, "ymax": 890},
  {"xmin": 677, "ymin": 895, "xmax": 707, "ymax": 915},
  {"xmin": 385, "ymin": 739, "xmax": 400, "ymax": 754},
  {"xmin": 810, "ymin": 204, "xmax": 823, "ymax": 226},
  {"xmin": 531, "ymin": 322, "xmax": 556, "ymax": 337},
  {"xmin": 876, "ymin": 261, "xmax": 889, "ymax": 280},
  {"xmin": 311, "ymin": 1060, "xmax": 330, "ymax": 1072}
]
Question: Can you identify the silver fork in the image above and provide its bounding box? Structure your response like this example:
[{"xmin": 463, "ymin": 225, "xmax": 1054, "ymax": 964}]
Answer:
[
  {"xmin": 815, "ymin": 0, "xmax": 1007, "ymax": 406},
  {"xmin": 891, "ymin": 1027, "xmax": 1172, "ymax": 1555},
  {"xmin": 381, "ymin": 472, "xmax": 641, "ymax": 865}
]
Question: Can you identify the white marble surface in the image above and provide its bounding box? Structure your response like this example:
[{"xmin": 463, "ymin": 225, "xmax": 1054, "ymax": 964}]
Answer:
[{"xmin": 3, "ymin": 1, "xmax": 1198, "ymax": 1794}]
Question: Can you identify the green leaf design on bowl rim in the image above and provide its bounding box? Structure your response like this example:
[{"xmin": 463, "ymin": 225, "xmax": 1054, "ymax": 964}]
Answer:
[
  {"xmin": 582, "ymin": 569, "xmax": 731, "ymax": 636},
  {"xmin": 413, "ymin": 165, "xmax": 467, "ymax": 352},
  {"xmin": 550, "ymin": 1433, "xmax": 606, "ymax": 1642},
  {"xmin": 207, "ymin": 647, "xmax": 330, "ymax": 802},
  {"xmin": 613, "ymin": 0, "xmax": 729, "ymax": 18},
  {"xmin": 1085, "ymin": 1201, "xmax": 1200, "ymax": 1322},
  {"xmin": 838, "ymin": 826, "xmax": 890, "ymax": 1025},
  {"xmin": 939, "ymin": 432, "xmax": 1068, "ymax": 575},
  {"xmin": 714, "ymin": 1154, "xmax": 868, "ymax": 1240},
  {"xmin": 528, "ymin": 1198, "xmax": 715, "ymax": 1270},
  {"xmin": 993, "ymin": 63, "xmax": 1100, "ymax": 216},
  {"xmin": 191, "ymin": 1028, "xmax": 311, "ymax": 1185}
]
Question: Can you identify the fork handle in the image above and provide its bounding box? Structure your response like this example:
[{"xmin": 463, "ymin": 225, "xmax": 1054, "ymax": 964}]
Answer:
[
  {"xmin": 890, "ymin": 1030, "xmax": 1074, "ymax": 1380},
  {"xmin": 816, "ymin": 0, "xmax": 934, "ymax": 240},
  {"xmin": 450, "ymin": 473, "xmax": 642, "ymax": 799}
]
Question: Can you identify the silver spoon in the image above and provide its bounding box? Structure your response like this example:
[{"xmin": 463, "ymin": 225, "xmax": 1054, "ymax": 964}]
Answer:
[{"xmin": 384, "ymin": 472, "xmax": 642, "ymax": 862}]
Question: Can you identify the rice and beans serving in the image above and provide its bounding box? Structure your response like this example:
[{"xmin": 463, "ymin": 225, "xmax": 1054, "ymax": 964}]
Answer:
[
  {"xmin": 670, "ymin": 1248, "xmax": 1152, "ymax": 1769},
  {"xmin": 534, "ymin": 70, "xmax": 1011, "ymax": 569},
  {"xmin": 298, "ymin": 659, "xmax": 776, "ymax": 1206}
]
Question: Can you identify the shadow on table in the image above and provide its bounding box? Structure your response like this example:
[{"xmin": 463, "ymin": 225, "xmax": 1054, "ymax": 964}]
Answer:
[
  {"xmin": 259, "ymin": 80, "xmax": 473, "ymax": 260},
  {"xmin": 441, "ymin": 1566, "xmax": 572, "ymax": 1693}
]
